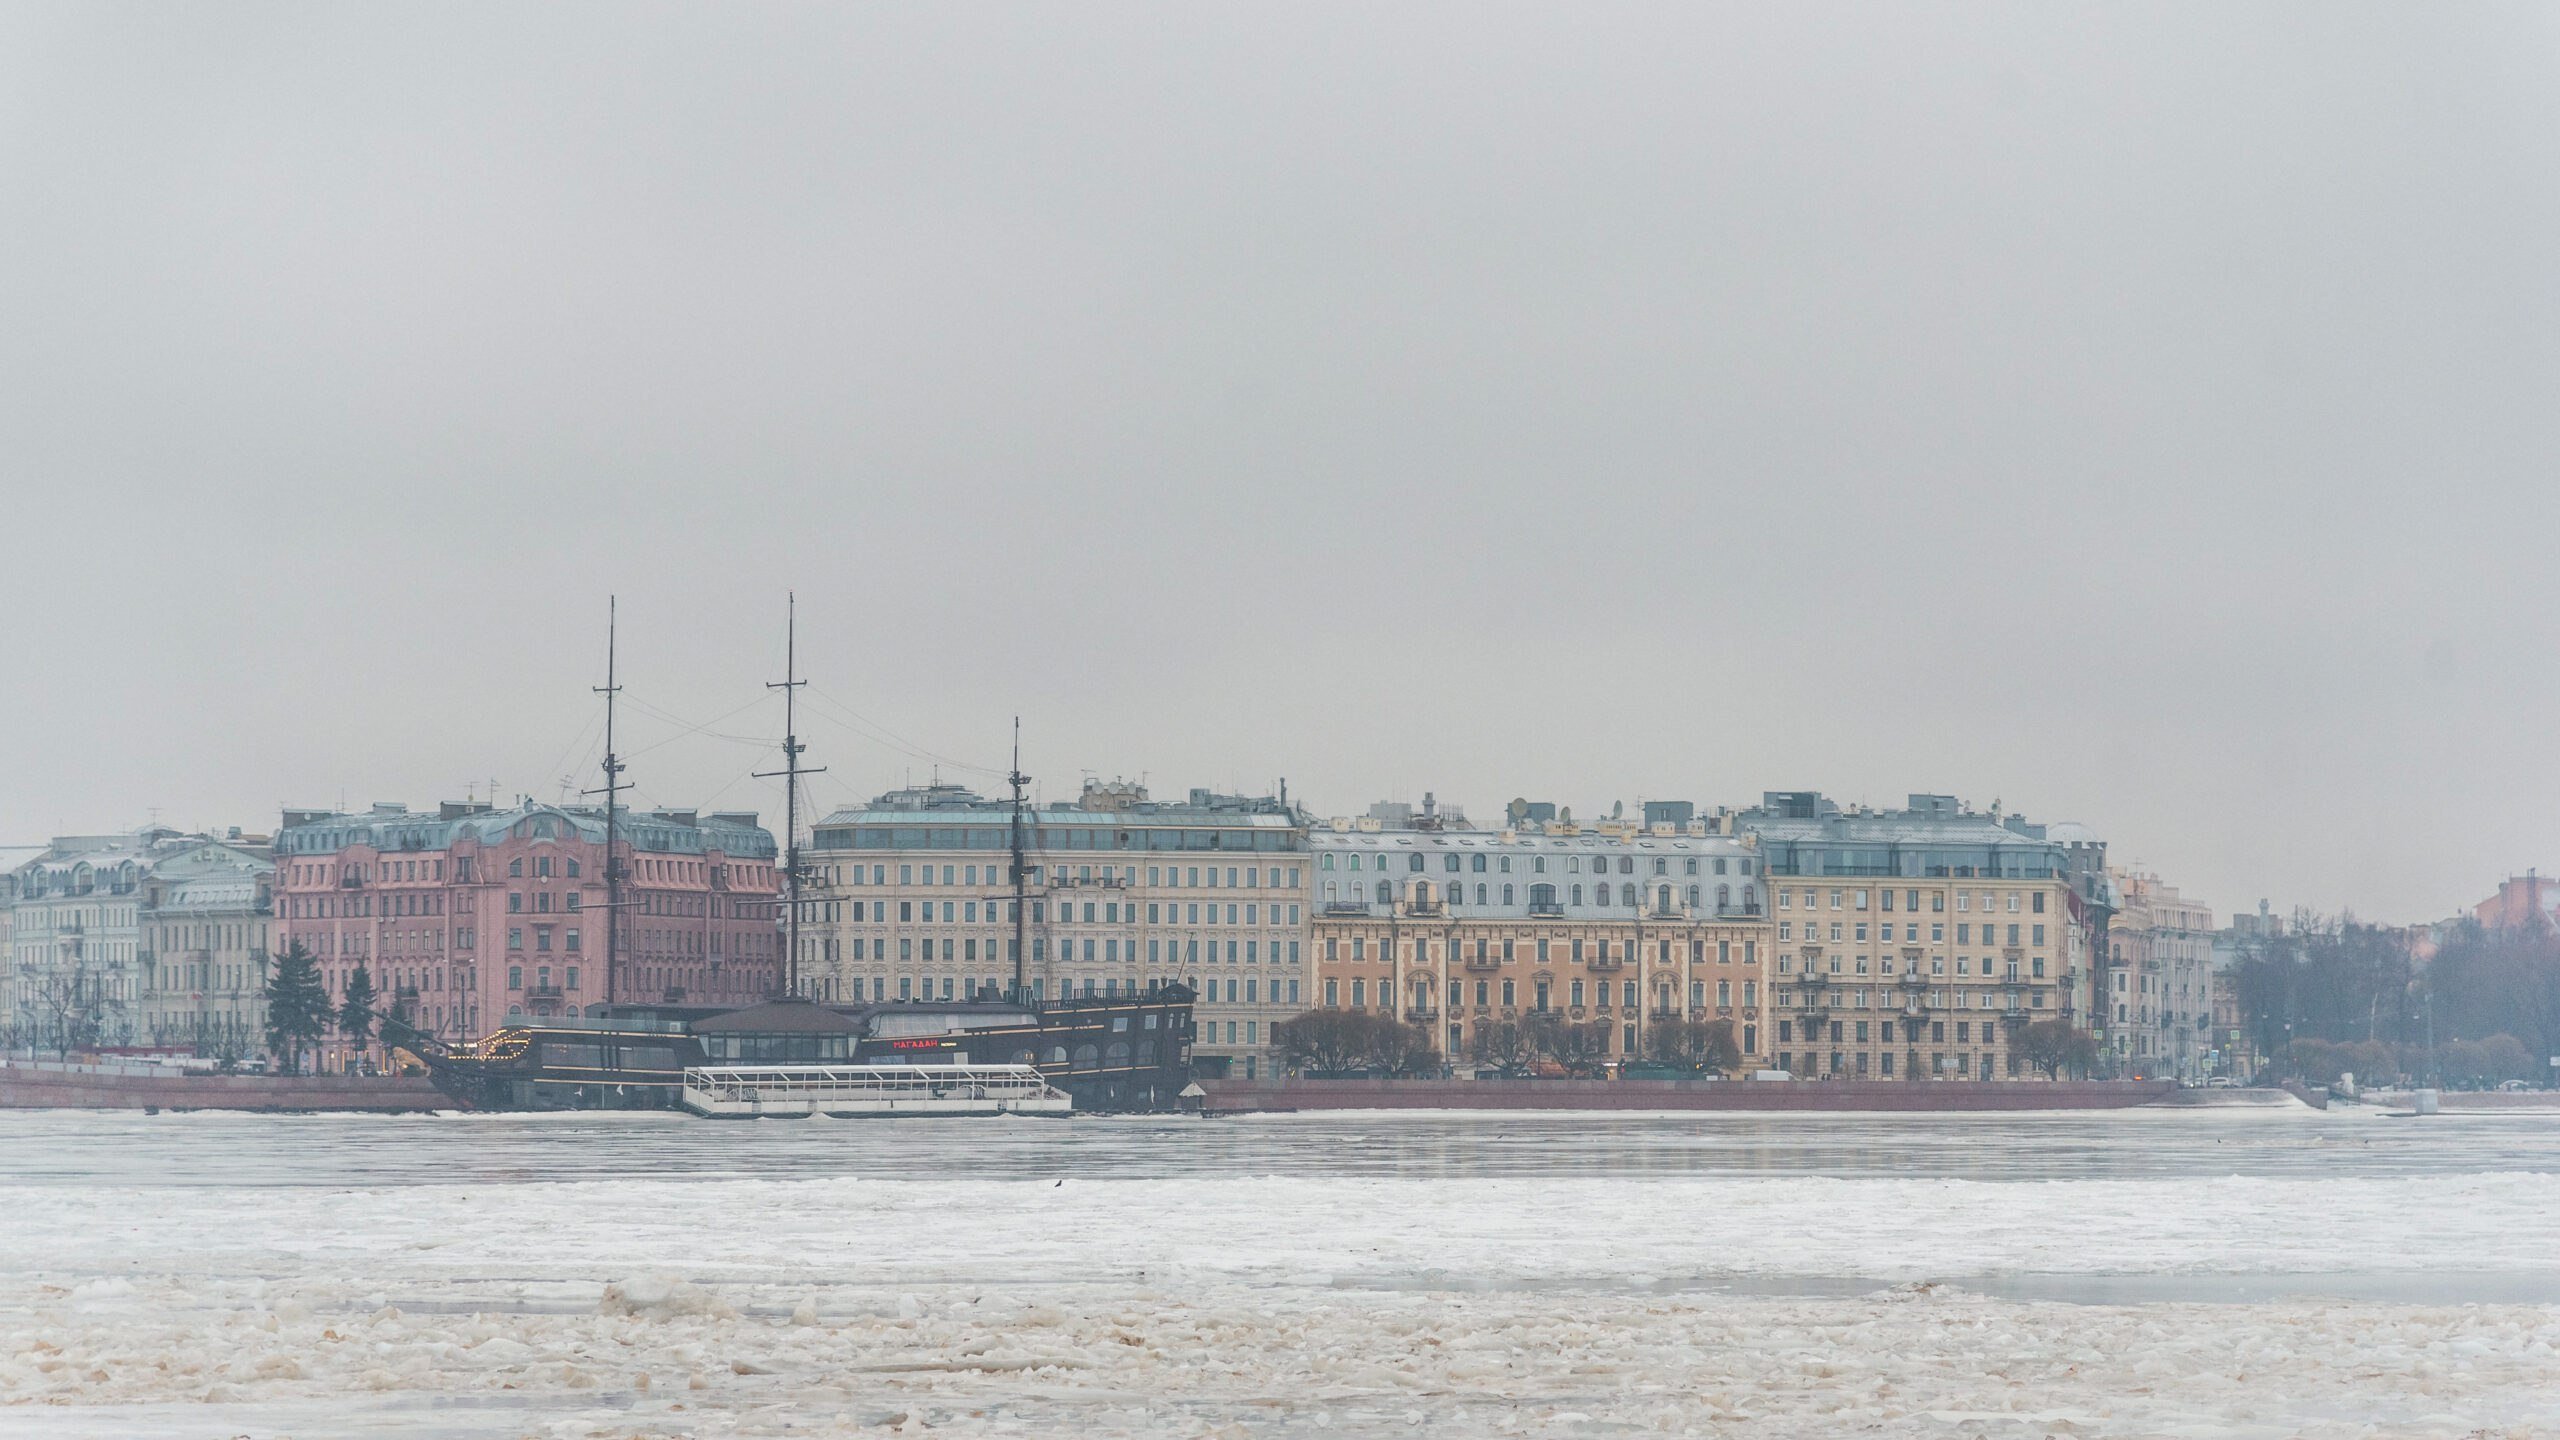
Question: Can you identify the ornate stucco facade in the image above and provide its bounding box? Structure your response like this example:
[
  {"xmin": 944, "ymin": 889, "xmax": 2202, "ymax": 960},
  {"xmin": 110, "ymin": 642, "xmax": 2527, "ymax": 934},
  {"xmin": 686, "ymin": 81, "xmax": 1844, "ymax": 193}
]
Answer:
[
  {"xmin": 5, "ymin": 829, "xmax": 273, "ymax": 1056},
  {"xmin": 273, "ymin": 799, "xmax": 780, "ymax": 1068},
  {"xmin": 1309, "ymin": 818, "xmax": 1772, "ymax": 1070}
]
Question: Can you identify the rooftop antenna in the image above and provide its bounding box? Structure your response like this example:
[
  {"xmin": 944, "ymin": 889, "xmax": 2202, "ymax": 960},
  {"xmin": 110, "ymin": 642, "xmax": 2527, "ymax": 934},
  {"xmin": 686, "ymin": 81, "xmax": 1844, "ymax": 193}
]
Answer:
[
  {"xmin": 755, "ymin": 593, "xmax": 825, "ymax": 1000},
  {"xmin": 582, "ymin": 597, "xmax": 627, "ymax": 1012},
  {"xmin": 1008, "ymin": 717, "xmax": 1031, "ymax": 1005}
]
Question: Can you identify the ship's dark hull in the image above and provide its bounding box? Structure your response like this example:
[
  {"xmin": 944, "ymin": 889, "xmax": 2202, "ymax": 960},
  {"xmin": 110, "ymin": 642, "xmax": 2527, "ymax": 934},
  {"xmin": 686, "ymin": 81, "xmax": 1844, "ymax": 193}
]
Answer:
[{"xmin": 406, "ymin": 994, "xmax": 1193, "ymax": 1113}]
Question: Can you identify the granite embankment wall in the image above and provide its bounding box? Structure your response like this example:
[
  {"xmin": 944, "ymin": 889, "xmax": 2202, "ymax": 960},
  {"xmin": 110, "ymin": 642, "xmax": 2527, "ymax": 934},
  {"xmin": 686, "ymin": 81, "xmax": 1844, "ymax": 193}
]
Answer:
[
  {"xmin": 2364, "ymin": 1089, "xmax": 2560, "ymax": 1111},
  {"xmin": 1197, "ymin": 1078, "xmax": 2178, "ymax": 1114},
  {"xmin": 0, "ymin": 1061, "xmax": 443, "ymax": 1112}
]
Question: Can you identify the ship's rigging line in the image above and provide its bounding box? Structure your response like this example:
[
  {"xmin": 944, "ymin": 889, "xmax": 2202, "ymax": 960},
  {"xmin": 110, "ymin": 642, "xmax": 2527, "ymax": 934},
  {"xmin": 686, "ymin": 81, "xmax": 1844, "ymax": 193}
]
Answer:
[
  {"xmin": 561, "ymin": 684, "xmax": 1009, "ymax": 796},
  {"xmin": 802, "ymin": 686, "xmax": 1006, "ymax": 780},
  {"xmin": 619, "ymin": 693, "xmax": 775, "ymax": 755},
  {"xmin": 535, "ymin": 701, "xmax": 607, "ymax": 806}
]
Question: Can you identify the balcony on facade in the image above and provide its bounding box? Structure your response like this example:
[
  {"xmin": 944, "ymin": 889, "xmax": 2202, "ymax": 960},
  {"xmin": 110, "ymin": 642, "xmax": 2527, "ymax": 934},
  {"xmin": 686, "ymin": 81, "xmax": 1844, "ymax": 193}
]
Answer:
[{"xmin": 1526, "ymin": 901, "xmax": 1565, "ymax": 918}]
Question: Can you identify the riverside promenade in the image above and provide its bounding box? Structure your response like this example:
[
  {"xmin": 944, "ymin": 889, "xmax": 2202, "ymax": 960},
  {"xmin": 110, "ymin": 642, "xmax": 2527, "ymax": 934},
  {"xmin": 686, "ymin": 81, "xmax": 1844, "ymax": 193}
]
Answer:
[
  {"xmin": 1196, "ymin": 1077, "xmax": 2183, "ymax": 1113},
  {"xmin": 0, "ymin": 1058, "xmax": 442, "ymax": 1112}
]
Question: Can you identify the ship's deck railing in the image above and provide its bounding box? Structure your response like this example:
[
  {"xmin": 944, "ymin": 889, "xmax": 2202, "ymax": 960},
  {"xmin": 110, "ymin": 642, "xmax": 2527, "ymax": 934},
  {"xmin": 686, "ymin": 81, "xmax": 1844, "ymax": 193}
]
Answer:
[{"xmin": 682, "ymin": 1062, "xmax": 1067, "ymax": 1105}]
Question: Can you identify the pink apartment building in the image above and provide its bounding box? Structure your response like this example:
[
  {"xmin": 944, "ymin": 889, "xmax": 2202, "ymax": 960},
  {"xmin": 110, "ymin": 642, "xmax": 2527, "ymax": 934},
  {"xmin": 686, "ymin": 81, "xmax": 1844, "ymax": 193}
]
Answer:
[{"xmin": 272, "ymin": 799, "xmax": 781, "ymax": 1064}]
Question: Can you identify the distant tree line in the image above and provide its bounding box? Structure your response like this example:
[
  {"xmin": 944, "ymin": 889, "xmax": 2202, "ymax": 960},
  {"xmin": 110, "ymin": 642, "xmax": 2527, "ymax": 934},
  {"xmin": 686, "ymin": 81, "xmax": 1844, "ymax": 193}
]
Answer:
[{"xmin": 2230, "ymin": 912, "xmax": 2560, "ymax": 1087}]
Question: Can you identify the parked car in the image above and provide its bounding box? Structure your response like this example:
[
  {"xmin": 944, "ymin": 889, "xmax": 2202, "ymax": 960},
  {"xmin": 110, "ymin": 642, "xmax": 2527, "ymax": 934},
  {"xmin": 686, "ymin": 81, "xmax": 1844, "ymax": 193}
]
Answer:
[{"xmin": 2497, "ymin": 1079, "xmax": 2530, "ymax": 1092}]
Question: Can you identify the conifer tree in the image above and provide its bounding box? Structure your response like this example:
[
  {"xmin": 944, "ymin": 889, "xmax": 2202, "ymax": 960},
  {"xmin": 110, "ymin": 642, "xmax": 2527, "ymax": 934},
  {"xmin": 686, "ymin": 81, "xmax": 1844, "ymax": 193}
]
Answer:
[
  {"xmin": 338, "ymin": 964, "xmax": 378, "ymax": 1054},
  {"xmin": 262, "ymin": 942, "xmax": 331, "ymax": 1076}
]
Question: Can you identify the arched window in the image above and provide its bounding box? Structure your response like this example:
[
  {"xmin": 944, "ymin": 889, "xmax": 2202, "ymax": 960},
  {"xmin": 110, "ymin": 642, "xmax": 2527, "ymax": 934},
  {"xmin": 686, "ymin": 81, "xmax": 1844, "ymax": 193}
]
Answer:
[
  {"xmin": 1471, "ymin": 854, "xmax": 1487, "ymax": 872},
  {"xmin": 1321, "ymin": 853, "xmax": 1335, "ymax": 870},
  {"xmin": 1528, "ymin": 883, "xmax": 1553, "ymax": 909},
  {"xmin": 1622, "ymin": 883, "xmax": 1637, "ymax": 907},
  {"xmin": 1475, "ymin": 884, "xmax": 1488, "ymax": 905},
  {"xmin": 1375, "ymin": 880, "xmax": 1391, "ymax": 903},
  {"xmin": 1502, "ymin": 884, "xmax": 1516, "ymax": 905},
  {"xmin": 1570, "ymin": 884, "xmax": 1584, "ymax": 906}
]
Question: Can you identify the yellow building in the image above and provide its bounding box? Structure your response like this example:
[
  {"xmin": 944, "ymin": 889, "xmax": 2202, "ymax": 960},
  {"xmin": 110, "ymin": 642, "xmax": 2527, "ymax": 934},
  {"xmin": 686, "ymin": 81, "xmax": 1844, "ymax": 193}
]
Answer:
[
  {"xmin": 1740, "ymin": 793, "xmax": 2096, "ymax": 1080},
  {"xmin": 801, "ymin": 781, "xmax": 1311, "ymax": 1078}
]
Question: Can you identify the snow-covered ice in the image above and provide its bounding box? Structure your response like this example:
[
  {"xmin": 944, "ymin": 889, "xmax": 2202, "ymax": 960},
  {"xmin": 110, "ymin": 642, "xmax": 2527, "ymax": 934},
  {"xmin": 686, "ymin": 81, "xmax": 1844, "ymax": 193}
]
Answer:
[{"xmin": 3, "ymin": 1108, "xmax": 2557, "ymax": 1436}]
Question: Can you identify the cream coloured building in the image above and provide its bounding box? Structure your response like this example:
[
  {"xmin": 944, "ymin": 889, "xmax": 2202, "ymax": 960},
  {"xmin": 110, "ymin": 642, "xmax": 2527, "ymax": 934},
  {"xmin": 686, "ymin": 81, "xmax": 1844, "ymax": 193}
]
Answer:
[
  {"xmin": 802, "ymin": 780, "xmax": 1311, "ymax": 1077},
  {"xmin": 135, "ymin": 839, "xmax": 275, "ymax": 1054},
  {"xmin": 2104, "ymin": 870, "xmax": 2216, "ymax": 1081},
  {"xmin": 1737, "ymin": 793, "xmax": 2097, "ymax": 1080}
]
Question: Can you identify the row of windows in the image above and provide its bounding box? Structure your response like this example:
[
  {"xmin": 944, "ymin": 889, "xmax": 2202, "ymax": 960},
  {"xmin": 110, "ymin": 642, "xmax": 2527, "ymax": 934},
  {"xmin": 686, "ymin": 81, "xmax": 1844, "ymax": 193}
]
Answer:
[
  {"xmin": 1773, "ymin": 1050, "xmax": 2018, "ymax": 1079},
  {"xmin": 805, "ymin": 972, "xmax": 1267, "ymax": 1008},
  {"xmin": 828, "ymin": 861, "xmax": 1303, "ymax": 889},
  {"xmin": 1779, "ymin": 988, "xmax": 2047, "ymax": 1011},
  {"xmin": 1324, "ymin": 935, "xmax": 1761, "ymax": 965},
  {"xmin": 1779, "ymin": 1018, "xmax": 1997, "ymax": 1044},
  {"xmin": 1780, "ymin": 954, "xmax": 2048, "ymax": 979},
  {"xmin": 1779, "ymin": 887, "xmax": 2046, "ymax": 915},
  {"xmin": 1322, "ymin": 850, "xmax": 1754, "ymax": 878},
  {"xmin": 1327, "ymin": 880, "xmax": 1760, "ymax": 911},
  {"xmin": 1780, "ymin": 921, "xmax": 2046, "ymax": 946},
  {"xmin": 148, "ymin": 922, "xmax": 264, "ymax": 952},
  {"xmin": 824, "ymin": 936, "xmax": 1305, "ymax": 965},
  {"xmin": 826, "ymin": 824, "xmax": 1297, "ymax": 854},
  {"xmin": 1329, "ymin": 976, "xmax": 1767, "ymax": 1010}
]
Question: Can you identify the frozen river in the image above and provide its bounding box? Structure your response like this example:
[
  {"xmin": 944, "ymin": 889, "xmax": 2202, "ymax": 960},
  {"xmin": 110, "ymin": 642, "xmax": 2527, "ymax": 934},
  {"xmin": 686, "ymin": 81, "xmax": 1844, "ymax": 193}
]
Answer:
[{"xmin": 4, "ymin": 1106, "xmax": 2558, "ymax": 1437}]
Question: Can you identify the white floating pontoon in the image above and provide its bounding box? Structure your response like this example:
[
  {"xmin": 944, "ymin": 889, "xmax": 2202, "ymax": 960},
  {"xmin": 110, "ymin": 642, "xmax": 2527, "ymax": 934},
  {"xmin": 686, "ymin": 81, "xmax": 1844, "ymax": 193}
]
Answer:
[{"xmin": 680, "ymin": 1062, "xmax": 1073, "ymax": 1118}]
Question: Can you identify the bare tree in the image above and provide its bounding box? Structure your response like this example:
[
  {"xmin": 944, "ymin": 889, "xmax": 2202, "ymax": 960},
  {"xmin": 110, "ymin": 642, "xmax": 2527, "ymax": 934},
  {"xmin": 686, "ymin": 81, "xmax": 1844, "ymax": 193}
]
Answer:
[
  {"xmin": 1644, "ymin": 1017, "xmax": 1741, "ymax": 1073},
  {"xmin": 1469, "ymin": 1019, "xmax": 1533, "ymax": 1076},
  {"xmin": 1526, "ymin": 1012, "xmax": 1612, "ymax": 1076},
  {"xmin": 23, "ymin": 963, "xmax": 123, "ymax": 1059},
  {"xmin": 2014, "ymin": 1019, "xmax": 2099, "ymax": 1080},
  {"xmin": 1273, "ymin": 1009, "xmax": 1376, "ymax": 1075}
]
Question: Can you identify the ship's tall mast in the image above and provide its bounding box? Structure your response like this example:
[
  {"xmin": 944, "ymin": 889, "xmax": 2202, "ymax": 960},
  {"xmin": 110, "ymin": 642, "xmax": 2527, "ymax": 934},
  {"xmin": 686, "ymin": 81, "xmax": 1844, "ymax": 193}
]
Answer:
[
  {"xmin": 1008, "ymin": 717, "xmax": 1030, "ymax": 1004},
  {"xmin": 756, "ymin": 594, "xmax": 823, "ymax": 999},
  {"xmin": 591, "ymin": 597, "xmax": 626, "ymax": 1012}
]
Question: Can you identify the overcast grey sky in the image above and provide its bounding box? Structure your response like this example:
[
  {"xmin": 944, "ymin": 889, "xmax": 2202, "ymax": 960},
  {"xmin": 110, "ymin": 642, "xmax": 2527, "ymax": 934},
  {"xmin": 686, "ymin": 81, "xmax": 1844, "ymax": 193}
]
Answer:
[{"xmin": 4, "ymin": 4, "xmax": 2556, "ymax": 922}]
